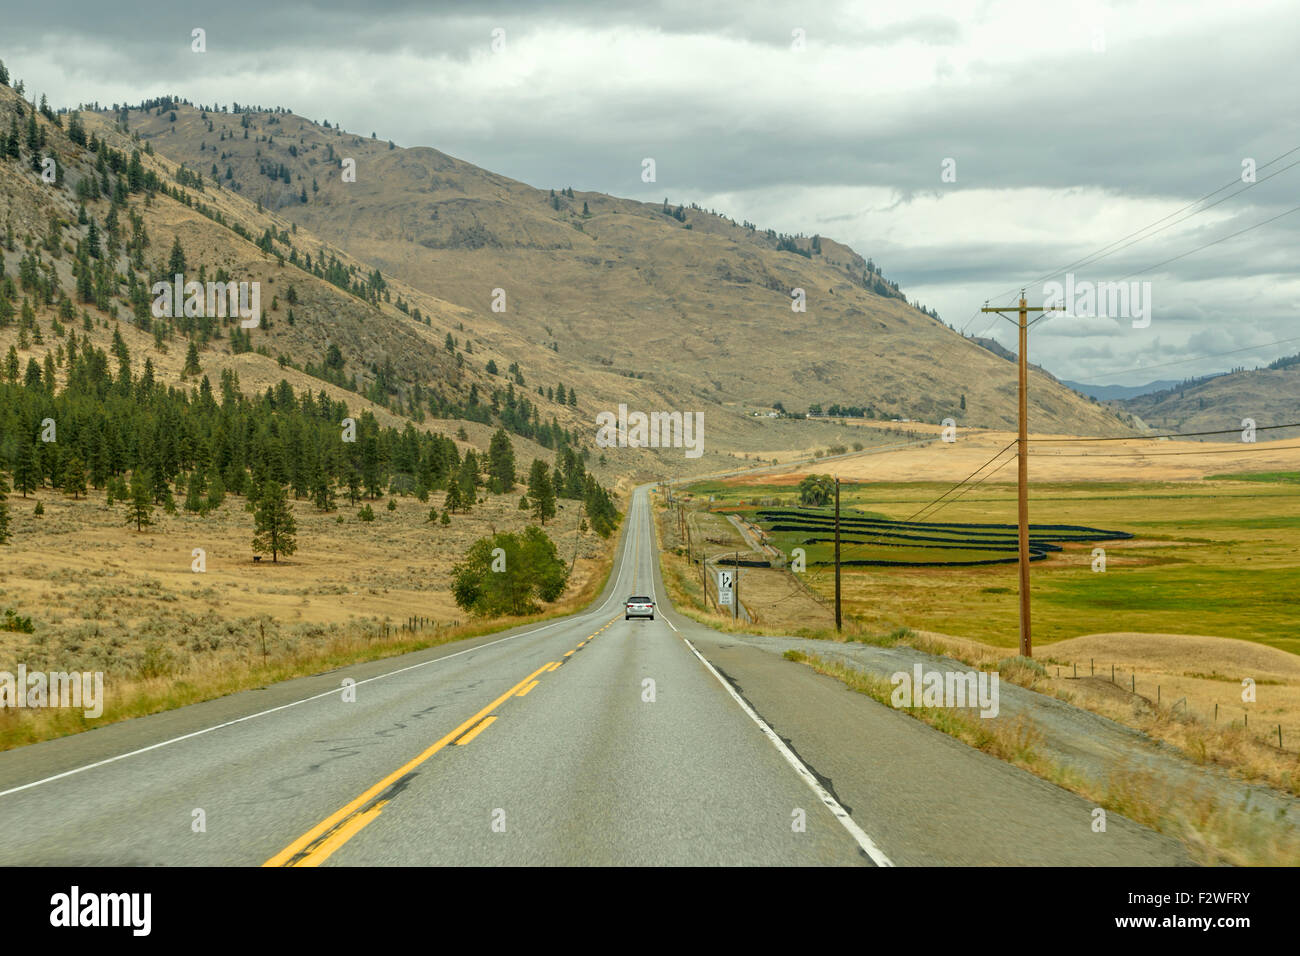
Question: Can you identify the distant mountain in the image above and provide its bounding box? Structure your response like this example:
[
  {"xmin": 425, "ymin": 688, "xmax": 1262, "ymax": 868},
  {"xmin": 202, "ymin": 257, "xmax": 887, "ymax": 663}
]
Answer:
[
  {"xmin": 1063, "ymin": 379, "xmax": 1182, "ymax": 401},
  {"xmin": 1117, "ymin": 361, "xmax": 1300, "ymax": 439}
]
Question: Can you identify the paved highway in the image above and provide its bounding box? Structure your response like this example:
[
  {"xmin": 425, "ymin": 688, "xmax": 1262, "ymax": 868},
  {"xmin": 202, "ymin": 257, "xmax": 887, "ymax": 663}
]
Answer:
[{"xmin": 0, "ymin": 488, "xmax": 1189, "ymax": 865}]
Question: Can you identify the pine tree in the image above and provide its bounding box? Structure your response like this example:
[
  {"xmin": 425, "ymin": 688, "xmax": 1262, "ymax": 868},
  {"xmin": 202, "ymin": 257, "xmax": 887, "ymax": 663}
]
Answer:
[
  {"xmin": 253, "ymin": 480, "xmax": 297, "ymax": 562},
  {"xmin": 183, "ymin": 341, "xmax": 201, "ymax": 376},
  {"xmin": 527, "ymin": 459, "xmax": 555, "ymax": 525},
  {"xmin": 0, "ymin": 470, "xmax": 11, "ymax": 544},
  {"xmin": 444, "ymin": 478, "xmax": 463, "ymax": 514},
  {"xmin": 206, "ymin": 473, "xmax": 226, "ymax": 511},
  {"xmin": 13, "ymin": 439, "xmax": 38, "ymax": 497},
  {"xmin": 168, "ymin": 236, "xmax": 187, "ymax": 275},
  {"xmin": 487, "ymin": 428, "xmax": 516, "ymax": 492},
  {"xmin": 62, "ymin": 455, "xmax": 87, "ymax": 499},
  {"xmin": 312, "ymin": 474, "xmax": 335, "ymax": 512},
  {"xmin": 127, "ymin": 469, "xmax": 154, "ymax": 531},
  {"xmin": 185, "ymin": 469, "xmax": 207, "ymax": 512}
]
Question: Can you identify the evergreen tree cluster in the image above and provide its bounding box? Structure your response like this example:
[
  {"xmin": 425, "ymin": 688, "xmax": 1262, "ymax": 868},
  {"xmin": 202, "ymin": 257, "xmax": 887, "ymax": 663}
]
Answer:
[{"xmin": 0, "ymin": 349, "xmax": 478, "ymax": 514}]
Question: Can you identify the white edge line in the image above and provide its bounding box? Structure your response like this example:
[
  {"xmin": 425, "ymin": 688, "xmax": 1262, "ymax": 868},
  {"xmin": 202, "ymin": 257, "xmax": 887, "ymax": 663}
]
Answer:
[
  {"xmin": 0, "ymin": 507, "xmax": 645, "ymax": 801},
  {"xmin": 638, "ymin": 490, "xmax": 675, "ymax": 633},
  {"xmin": 680, "ymin": 634, "xmax": 895, "ymax": 867}
]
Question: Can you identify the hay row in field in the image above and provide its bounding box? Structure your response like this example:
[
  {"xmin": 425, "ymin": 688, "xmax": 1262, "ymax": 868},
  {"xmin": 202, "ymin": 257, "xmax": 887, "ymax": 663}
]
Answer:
[{"xmin": 752, "ymin": 508, "xmax": 1130, "ymax": 568}]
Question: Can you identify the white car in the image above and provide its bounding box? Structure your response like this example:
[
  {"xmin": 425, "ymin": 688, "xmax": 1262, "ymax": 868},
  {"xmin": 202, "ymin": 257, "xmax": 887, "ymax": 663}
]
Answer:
[{"xmin": 625, "ymin": 596, "xmax": 655, "ymax": 620}]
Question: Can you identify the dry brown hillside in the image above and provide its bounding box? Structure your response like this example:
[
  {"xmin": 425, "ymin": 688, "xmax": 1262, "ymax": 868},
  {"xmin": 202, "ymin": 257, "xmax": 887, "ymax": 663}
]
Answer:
[
  {"xmin": 0, "ymin": 84, "xmax": 607, "ymax": 482},
  {"xmin": 92, "ymin": 99, "xmax": 1132, "ymax": 440},
  {"xmin": 1119, "ymin": 363, "xmax": 1300, "ymax": 439},
  {"xmin": 2, "ymin": 84, "xmax": 909, "ymax": 485}
]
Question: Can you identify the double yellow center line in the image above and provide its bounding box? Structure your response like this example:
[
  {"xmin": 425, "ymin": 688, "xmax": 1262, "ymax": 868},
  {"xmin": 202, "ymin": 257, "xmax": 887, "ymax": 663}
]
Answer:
[{"xmin": 263, "ymin": 618, "xmax": 616, "ymax": 867}]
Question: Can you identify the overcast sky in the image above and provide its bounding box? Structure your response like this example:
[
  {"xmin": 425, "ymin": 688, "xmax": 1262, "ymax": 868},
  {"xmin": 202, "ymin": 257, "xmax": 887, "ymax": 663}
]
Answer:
[{"xmin": 6, "ymin": 0, "xmax": 1299, "ymax": 384}]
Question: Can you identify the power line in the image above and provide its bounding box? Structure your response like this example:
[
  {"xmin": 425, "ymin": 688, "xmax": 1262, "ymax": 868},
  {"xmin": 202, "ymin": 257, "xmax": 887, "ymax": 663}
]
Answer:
[
  {"xmin": 1114, "ymin": 201, "xmax": 1300, "ymax": 283},
  {"xmin": 906, "ymin": 440, "xmax": 1017, "ymax": 522},
  {"xmin": 911, "ymin": 451, "xmax": 1018, "ymax": 521},
  {"xmin": 1031, "ymin": 155, "xmax": 1300, "ymax": 289},
  {"xmin": 1030, "ymin": 422, "xmax": 1300, "ymax": 443},
  {"xmin": 826, "ymin": 441, "xmax": 1018, "ymax": 562},
  {"xmin": 987, "ymin": 143, "xmax": 1300, "ymax": 304},
  {"xmin": 1081, "ymin": 335, "xmax": 1300, "ymax": 380},
  {"xmin": 1033, "ymin": 441, "xmax": 1300, "ymax": 458},
  {"xmin": 1022, "ymin": 200, "xmax": 1300, "ymax": 340}
]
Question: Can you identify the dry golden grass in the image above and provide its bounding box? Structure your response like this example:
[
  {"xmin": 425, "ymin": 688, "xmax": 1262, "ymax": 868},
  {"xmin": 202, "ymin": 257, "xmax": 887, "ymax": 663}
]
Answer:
[
  {"xmin": 891, "ymin": 629, "xmax": 1300, "ymax": 798},
  {"xmin": 0, "ymin": 483, "xmax": 615, "ymax": 750},
  {"xmin": 757, "ymin": 426, "xmax": 1300, "ymax": 484}
]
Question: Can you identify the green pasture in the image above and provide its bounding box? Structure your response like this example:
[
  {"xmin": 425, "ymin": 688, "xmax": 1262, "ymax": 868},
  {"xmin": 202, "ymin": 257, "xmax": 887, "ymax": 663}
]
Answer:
[{"xmin": 684, "ymin": 474, "xmax": 1300, "ymax": 654}]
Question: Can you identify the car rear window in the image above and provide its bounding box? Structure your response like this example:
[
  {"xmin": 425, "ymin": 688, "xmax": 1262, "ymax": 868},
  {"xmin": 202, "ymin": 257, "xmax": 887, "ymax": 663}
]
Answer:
[{"xmin": 629, "ymin": 597, "xmax": 651, "ymax": 602}]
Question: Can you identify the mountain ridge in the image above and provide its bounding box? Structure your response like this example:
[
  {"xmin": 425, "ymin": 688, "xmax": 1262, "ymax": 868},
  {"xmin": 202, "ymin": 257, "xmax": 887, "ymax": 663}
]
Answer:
[{"xmin": 86, "ymin": 96, "xmax": 1132, "ymax": 439}]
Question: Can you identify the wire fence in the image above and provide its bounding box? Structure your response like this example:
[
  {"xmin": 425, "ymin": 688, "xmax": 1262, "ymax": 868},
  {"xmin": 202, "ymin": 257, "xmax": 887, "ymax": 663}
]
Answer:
[{"xmin": 1044, "ymin": 655, "xmax": 1292, "ymax": 754}]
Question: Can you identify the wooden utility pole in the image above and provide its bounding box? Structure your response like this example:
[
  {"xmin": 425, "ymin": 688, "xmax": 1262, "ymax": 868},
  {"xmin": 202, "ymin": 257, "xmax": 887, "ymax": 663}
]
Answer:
[
  {"xmin": 980, "ymin": 292, "xmax": 1064, "ymax": 658},
  {"xmin": 701, "ymin": 553, "xmax": 707, "ymax": 609},
  {"xmin": 733, "ymin": 551, "xmax": 739, "ymax": 621},
  {"xmin": 834, "ymin": 477, "xmax": 842, "ymax": 632}
]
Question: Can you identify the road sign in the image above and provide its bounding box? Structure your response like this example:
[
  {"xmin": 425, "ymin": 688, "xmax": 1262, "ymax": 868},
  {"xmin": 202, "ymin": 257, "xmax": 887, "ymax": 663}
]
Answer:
[{"xmin": 717, "ymin": 569, "xmax": 734, "ymax": 606}]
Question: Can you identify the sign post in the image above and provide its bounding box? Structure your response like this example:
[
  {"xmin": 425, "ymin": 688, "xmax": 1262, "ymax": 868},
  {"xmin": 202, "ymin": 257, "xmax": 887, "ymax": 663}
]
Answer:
[{"xmin": 717, "ymin": 569, "xmax": 734, "ymax": 609}]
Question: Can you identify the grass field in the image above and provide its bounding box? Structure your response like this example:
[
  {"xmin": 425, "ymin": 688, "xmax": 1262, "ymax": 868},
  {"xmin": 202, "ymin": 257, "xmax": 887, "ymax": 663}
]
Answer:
[
  {"xmin": 667, "ymin": 472, "xmax": 1300, "ymax": 799},
  {"xmin": 0, "ymin": 483, "xmax": 615, "ymax": 749},
  {"xmin": 685, "ymin": 475, "xmax": 1300, "ymax": 655}
]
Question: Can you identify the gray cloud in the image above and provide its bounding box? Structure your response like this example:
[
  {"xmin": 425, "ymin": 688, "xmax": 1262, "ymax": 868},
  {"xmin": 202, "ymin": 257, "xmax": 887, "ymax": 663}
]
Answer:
[{"xmin": 6, "ymin": 0, "xmax": 1298, "ymax": 384}]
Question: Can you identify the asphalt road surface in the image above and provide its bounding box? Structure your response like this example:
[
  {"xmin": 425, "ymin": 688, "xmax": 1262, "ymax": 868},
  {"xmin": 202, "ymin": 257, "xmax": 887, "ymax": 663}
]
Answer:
[{"xmin": 0, "ymin": 488, "xmax": 1189, "ymax": 866}]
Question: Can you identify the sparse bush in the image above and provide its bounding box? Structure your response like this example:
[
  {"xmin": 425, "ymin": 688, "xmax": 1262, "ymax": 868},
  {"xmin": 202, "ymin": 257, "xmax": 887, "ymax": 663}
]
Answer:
[
  {"xmin": 136, "ymin": 641, "xmax": 174, "ymax": 679},
  {"xmin": 2, "ymin": 608, "xmax": 35, "ymax": 633}
]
